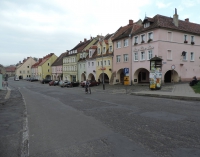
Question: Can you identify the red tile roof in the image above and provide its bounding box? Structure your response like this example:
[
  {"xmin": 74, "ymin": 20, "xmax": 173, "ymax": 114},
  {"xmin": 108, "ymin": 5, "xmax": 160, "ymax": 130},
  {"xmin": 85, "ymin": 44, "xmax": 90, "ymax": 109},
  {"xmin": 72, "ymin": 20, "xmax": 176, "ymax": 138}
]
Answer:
[
  {"xmin": 5, "ymin": 66, "xmax": 16, "ymax": 72},
  {"xmin": 132, "ymin": 14, "xmax": 200, "ymax": 36}
]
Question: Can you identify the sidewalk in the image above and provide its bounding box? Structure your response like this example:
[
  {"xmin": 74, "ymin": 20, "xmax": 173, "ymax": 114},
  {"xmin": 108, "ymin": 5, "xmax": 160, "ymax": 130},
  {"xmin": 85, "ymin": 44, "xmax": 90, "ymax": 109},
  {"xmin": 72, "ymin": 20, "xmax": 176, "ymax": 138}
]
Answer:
[
  {"xmin": 0, "ymin": 87, "xmax": 11, "ymax": 105},
  {"xmin": 131, "ymin": 83, "xmax": 200, "ymax": 101}
]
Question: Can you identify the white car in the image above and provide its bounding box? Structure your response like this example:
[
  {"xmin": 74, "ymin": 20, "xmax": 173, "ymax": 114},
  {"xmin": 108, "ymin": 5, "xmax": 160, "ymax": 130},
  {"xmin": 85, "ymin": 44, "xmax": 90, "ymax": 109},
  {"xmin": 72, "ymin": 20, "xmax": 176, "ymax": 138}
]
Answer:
[{"xmin": 14, "ymin": 77, "xmax": 19, "ymax": 81}]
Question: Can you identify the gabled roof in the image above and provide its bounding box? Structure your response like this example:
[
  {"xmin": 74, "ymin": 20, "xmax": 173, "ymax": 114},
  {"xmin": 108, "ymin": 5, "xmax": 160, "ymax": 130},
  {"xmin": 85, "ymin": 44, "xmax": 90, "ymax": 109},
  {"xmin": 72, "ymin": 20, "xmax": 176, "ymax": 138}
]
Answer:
[
  {"xmin": 132, "ymin": 14, "xmax": 200, "ymax": 36},
  {"xmin": 5, "ymin": 66, "xmax": 16, "ymax": 72},
  {"xmin": 38, "ymin": 53, "xmax": 54, "ymax": 66},
  {"xmin": 51, "ymin": 52, "xmax": 66, "ymax": 66}
]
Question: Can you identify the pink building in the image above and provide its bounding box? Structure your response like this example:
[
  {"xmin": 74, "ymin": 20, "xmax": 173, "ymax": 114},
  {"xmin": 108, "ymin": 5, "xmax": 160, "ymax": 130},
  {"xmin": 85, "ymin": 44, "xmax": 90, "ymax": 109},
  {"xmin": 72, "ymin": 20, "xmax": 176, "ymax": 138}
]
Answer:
[
  {"xmin": 31, "ymin": 58, "xmax": 42, "ymax": 79},
  {"xmin": 51, "ymin": 52, "xmax": 66, "ymax": 80},
  {"xmin": 131, "ymin": 9, "xmax": 200, "ymax": 84},
  {"xmin": 111, "ymin": 20, "xmax": 142, "ymax": 85}
]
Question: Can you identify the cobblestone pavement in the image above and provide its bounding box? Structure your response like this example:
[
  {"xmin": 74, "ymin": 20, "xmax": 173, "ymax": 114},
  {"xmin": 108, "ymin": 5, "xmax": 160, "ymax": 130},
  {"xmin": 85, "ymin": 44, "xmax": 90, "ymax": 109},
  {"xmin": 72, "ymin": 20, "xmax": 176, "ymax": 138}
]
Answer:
[{"xmin": 0, "ymin": 88, "xmax": 24, "ymax": 157}]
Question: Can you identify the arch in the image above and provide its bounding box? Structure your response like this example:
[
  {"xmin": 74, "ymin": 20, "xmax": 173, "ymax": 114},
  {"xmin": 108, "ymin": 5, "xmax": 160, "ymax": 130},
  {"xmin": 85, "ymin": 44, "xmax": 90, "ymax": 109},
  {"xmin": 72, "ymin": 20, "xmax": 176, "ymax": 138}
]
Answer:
[
  {"xmin": 164, "ymin": 70, "xmax": 179, "ymax": 83},
  {"xmin": 116, "ymin": 69, "xmax": 125, "ymax": 84},
  {"xmin": 81, "ymin": 73, "xmax": 86, "ymax": 81},
  {"xmin": 88, "ymin": 73, "xmax": 95, "ymax": 81},
  {"xmin": 98, "ymin": 73, "xmax": 109, "ymax": 83},
  {"xmin": 45, "ymin": 75, "xmax": 51, "ymax": 80},
  {"xmin": 133, "ymin": 68, "xmax": 150, "ymax": 83}
]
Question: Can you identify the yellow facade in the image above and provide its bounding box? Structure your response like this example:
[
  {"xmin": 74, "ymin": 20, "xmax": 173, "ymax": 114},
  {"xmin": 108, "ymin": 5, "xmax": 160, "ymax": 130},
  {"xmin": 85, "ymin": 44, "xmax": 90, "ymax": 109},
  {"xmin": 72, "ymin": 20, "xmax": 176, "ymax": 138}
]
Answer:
[
  {"xmin": 38, "ymin": 54, "xmax": 57, "ymax": 80},
  {"xmin": 96, "ymin": 36, "xmax": 113, "ymax": 83}
]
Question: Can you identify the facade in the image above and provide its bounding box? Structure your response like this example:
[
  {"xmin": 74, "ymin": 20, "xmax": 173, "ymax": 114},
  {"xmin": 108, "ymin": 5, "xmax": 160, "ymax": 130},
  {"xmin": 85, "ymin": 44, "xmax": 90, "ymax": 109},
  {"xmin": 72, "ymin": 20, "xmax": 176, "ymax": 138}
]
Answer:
[
  {"xmin": 38, "ymin": 53, "xmax": 57, "ymax": 80},
  {"xmin": 78, "ymin": 39, "xmax": 99, "ymax": 82},
  {"xmin": 131, "ymin": 10, "xmax": 200, "ymax": 84},
  {"xmin": 5, "ymin": 65, "xmax": 16, "ymax": 77},
  {"xmin": 85, "ymin": 45, "xmax": 98, "ymax": 81},
  {"xmin": 31, "ymin": 58, "xmax": 42, "ymax": 79},
  {"xmin": 51, "ymin": 52, "xmax": 66, "ymax": 81},
  {"xmin": 111, "ymin": 19, "xmax": 142, "ymax": 85},
  {"xmin": 96, "ymin": 34, "xmax": 113, "ymax": 83},
  {"xmin": 63, "ymin": 37, "xmax": 98, "ymax": 82},
  {"xmin": 15, "ymin": 57, "xmax": 36, "ymax": 79}
]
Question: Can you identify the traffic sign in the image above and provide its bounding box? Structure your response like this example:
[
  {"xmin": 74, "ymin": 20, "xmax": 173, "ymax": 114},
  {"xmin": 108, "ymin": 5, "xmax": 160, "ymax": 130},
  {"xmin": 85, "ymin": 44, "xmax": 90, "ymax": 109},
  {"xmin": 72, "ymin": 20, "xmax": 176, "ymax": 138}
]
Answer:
[{"xmin": 124, "ymin": 68, "xmax": 129, "ymax": 75}]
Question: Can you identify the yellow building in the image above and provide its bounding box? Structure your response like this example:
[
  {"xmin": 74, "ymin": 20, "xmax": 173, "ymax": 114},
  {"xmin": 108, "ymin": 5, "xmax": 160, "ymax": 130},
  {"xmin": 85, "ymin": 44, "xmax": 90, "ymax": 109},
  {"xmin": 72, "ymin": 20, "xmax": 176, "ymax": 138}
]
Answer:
[
  {"xmin": 96, "ymin": 34, "xmax": 113, "ymax": 83},
  {"xmin": 15, "ymin": 57, "xmax": 36, "ymax": 79},
  {"xmin": 38, "ymin": 53, "xmax": 57, "ymax": 80}
]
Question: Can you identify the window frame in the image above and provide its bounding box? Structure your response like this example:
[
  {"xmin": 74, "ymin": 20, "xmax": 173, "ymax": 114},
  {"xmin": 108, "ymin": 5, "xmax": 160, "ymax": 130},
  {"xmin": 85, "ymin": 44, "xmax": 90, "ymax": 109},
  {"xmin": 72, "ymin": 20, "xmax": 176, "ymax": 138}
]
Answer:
[
  {"xmin": 147, "ymin": 50, "xmax": 153, "ymax": 60},
  {"xmin": 140, "ymin": 51, "xmax": 145, "ymax": 61},
  {"xmin": 123, "ymin": 54, "xmax": 128, "ymax": 62},
  {"xmin": 116, "ymin": 41, "xmax": 121, "ymax": 48},
  {"xmin": 190, "ymin": 52, "xmax": 194, "ymax": 61},
  {"xmin": 167, "ymin": 50, "xmax": 172, "ymax": 60},
  {"xmin": 134, "ymin": 52, "xmax": 138, "ymax": 61},
  {"xmin": 124, "ymin": 39, "xmax": 128, "ymax": 47},
  {"xmin": 116, "ymin": 55, "xmax": 121, "ymax": 62},
  {"xmin": 183, "ymin": 51, "xmax": 187, "ymax": 61},
  {"xmin": 140, "ymin": 34, "xmax": 145, "ymax": 43}
]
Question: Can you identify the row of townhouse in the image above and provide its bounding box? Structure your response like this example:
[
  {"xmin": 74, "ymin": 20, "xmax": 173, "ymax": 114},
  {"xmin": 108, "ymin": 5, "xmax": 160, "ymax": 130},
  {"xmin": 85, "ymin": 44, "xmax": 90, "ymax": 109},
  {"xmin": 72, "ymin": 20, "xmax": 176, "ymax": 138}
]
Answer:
[
  {"xmin": 63, "ymin": 9, "xmax": 200, "ymax": 85},
  {"xmin": 16, "ymin": 9, "xmax": 200, "ymax": 84}
]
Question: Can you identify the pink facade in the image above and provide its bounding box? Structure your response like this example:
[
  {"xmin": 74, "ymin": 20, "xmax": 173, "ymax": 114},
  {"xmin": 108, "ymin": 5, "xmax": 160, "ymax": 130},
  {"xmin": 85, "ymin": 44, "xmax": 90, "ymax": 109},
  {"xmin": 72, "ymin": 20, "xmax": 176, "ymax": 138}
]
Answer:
[
  {"xmin": 131, "ymin": 12, "xmax": 200, "ymax": 84},
  {"xmin": 51, "ymin": 65, "xmax": 62, "ymax": 80}
]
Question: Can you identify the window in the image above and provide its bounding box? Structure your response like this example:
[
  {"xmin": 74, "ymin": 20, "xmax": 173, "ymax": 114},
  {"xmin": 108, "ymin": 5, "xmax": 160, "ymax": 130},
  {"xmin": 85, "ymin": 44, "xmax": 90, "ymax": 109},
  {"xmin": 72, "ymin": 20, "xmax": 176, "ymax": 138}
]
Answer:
[
  {"xmin": 144, "ymin": 22, "xmax": 150, "ymax": 28},
  {"xmin": 191, "ymin": 52, "xmax": 194, "ymax": 61},
  {"xmin": 134, "ymin": 52, "xmax": 138, "ymax": 61},
  {"xmin": 141, "ymin": 34, "xmax": 145, "ymax": 43},
  {"xmin": 109, "ymin": 45, "xmax": 112, "ymax": 52},
  {"xmin": 48, "ymin": 69, "xmax": 49, "ymax": 72},
  {"xmin": 74, "ymin": 66, "xmax": 76, "ymax": 71},
  {"xmin": 27, "ymin": 66, "xmax": 29, "ymax": 68},
  {"xmin": 103, "ymin": 47, "xmax": 106, "ymax": 53},
  {"xmin": 134, "ymin": 36, "xmax": 138, "ymax": 44},
  {"xmin": 88, "ymin": 62, "xmax": 90, "ymax": 67},
  {"xmin": 184, "ymin": 35, "xmax": 188, "ymax": 43},
  {"xmin": 80, "ymin": 54, "xmax": 82, "ymax": 58},
  {"xmin": 141, "ymin": 52, "xmax": 145, "ymax": 60},
  {"xmin": 89, "ymin": 51, "xmax": 92, "ymax": 57},
  {"xmin": 167, "ymin": 50, "xmax": 172, "ymax": 60},
  {"xmin": 92, "ymin": 62, "xmax": 94, "ymax": 66},
  {"xmin": 116, "ymin": 55, "xmax": 121, "ymax": 62},
  {"xmin": 83, "ymin": 53, "xmax": 85, "ymax": 58},
  {"xmin": 27, "ymin": 70, "xmax": 29, "ymax": 73},
  {"xmin": 191, "ymin": 36, "xmax": 194, "ymax": 42},
  {"xmin": 124, "ymin": 54, "xmax": 128, "ymax": 62},
  {"xmin": 183, "ymin": 52, "xmax": 187, "ymax": 60},
  {"xmin": 124, "ymin": 39, "xmax": 128, "ymax": 47},
  {"xmin": 104, "ymin": 60, "xmax": 106, "ymax": 65},
  {"xmin": 148, "ymin": 32, "xmax": 153, "ymax": 40},
  {"xmin": 48, "ymin": 63, "xmax": 49, "ymax": 66},
  {"xmin": 83, "ymin": 64, "xmax": 85, "ymax": 68},
  {"xmin": 148, "ymin": 50, "xmax": 153, "ymax": 60},
  {"xmin": 117, "ymin": 41, "xmax": 121, "ymax": 48},
  {"xmin": 168, "ymin": 32, "xmax": 172, "ymax": 41},
  {"xmin": 97, "ymin": 61, "xmax": 99, "ymax": 66},
  {"xmin": 98, "ymin": 48, "xmax": 100, "ymax": 54},
  {"xmin": 101, "ymin": 61, "xmax": 103, "ymax": 66},
  {"xmin": 108, "ymin": 60, "xmax": 110, "ymax": 65}
]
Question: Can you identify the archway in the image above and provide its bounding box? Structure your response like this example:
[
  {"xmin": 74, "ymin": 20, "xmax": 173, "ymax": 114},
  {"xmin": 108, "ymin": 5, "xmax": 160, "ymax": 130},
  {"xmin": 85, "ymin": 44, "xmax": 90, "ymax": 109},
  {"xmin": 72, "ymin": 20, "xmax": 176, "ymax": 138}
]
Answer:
[
  {"xmin": 45, "ymin": 75, "xmax": 51, "ymax": 79},
  {"xmin": 164, "ymin": 70, "xmax": 179, "ymax": 83},
  {"xmin": 116, "ymin": 69, "xmax": 125, "ymax": 84},
  {"xmin": 134, "ymin": 68, "xmax": 149, "ymax": 83},
  {"xmin": 88, "ymin": 73, "xmax": 95, "ymax": 81},
  {"xmin": 98, "ymin": 73, "xmax": 109, "ymax": 83},
  {"xmin": 81, "ymin": 73, "xmax": 86, "ymax": 81}
]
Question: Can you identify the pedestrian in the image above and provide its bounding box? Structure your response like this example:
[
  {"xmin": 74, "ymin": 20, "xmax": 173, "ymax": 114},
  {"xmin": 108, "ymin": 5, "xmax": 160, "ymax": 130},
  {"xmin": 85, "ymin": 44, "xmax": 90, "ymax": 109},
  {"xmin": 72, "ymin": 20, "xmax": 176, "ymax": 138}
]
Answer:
[{"xmin": 6, "ymin": 81, "xmax": 8, "ymax": 87}]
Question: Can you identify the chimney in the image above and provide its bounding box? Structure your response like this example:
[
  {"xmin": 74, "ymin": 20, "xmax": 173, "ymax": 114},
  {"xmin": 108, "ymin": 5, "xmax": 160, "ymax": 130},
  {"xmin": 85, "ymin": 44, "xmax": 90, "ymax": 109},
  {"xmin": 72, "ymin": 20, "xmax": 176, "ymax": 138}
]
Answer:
[
  {"xmin": 129, "ymin": 19, "xmax": 133, "ymax": 25},
  {"xmin": 80, "ymin": 41, "xmax": 82, "ymax": 43},
  {"xmin": 173, "ymin": 8, "xmax": 179, "ymax": 27},
  {"xmin": 90, "ymin": 36, "xmax": 92, "ymax": 40},
  {"xmin": 27, "ymin": 57, "xmax": 29, "ymax": 59},
  {"xmin": 39, "ymin": 58, "xmax": 42, "ymax": 62},
  {"xmin": 84, "ymin": 38, "xmax": 87, "ymax": 42},
  {"xmin": 185, "ymin": 18, "xmax": 189, "ymax": 22}
]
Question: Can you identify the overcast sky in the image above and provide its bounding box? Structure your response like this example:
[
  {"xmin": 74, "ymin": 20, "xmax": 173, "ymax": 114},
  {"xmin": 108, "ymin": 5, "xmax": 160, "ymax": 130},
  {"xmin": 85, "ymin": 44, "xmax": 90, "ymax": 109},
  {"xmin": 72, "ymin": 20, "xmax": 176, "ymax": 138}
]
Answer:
[{"xmin": 1, "ymin": 0, "xmax": 200, "ymax": 66}]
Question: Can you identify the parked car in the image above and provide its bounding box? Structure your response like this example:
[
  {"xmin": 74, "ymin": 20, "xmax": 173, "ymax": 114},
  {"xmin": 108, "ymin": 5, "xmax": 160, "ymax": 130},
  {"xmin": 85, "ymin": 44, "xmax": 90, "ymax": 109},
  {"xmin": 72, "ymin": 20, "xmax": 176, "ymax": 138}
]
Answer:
[
  {"xmin": 66, "ymin": 82, "xmax": 80, "ymax": 87},
  {"xmin": 53, "ymin": 80, "xmax": 60, "ymax": 86},
  {"xmin": 59, "ymin": 80, "xmax": 69, "ymax": 87},
  {"xmin": 41, "ymin": 79, "xmax": 52, "ymax": 84},
  {"xmin": 49, "ymin": 80, "xmax": 55, "ymax": 86},
  {"xmin": 26, "ymin": 77, "xmax": 31, "ymax": 81},
  {"xmin": 14, "ymin": 77, "xmax": 19, "ymax": 81},
  {"xmin": 30, "ymin": 78, "xmax": 38, "ymax": 82},
  {"xmin": 80, "ymin": 80, "xmax": 100, "ymax": 87}
]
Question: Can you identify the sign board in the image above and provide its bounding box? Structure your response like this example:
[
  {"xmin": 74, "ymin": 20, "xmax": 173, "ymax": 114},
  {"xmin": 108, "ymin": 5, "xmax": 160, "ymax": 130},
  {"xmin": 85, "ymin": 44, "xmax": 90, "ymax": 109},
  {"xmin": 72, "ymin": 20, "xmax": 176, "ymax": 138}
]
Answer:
[
  {"xmin": 124, "ymin": 76, "xmax": 129, "ymax": 85},
  {"xmin": 124, "ymin": 68, "xmax": 129, "ymax": 75}
]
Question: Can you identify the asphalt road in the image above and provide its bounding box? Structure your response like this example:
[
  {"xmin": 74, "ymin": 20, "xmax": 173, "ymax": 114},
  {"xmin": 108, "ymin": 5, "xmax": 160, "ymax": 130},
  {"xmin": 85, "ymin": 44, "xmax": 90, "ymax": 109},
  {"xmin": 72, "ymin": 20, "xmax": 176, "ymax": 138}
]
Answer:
[{"xmin": 7, "ymin": 79, "xmax": 200, "ymax": 157}]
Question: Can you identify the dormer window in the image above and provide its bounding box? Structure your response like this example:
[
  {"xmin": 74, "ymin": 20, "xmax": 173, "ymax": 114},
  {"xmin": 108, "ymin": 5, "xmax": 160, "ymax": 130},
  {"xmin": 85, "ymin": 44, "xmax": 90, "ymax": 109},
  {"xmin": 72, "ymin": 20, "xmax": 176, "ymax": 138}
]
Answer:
[
  {"xmin": 144, "ymin": 22, "xmax": 150, "ymax": 28},
  {"xmin": 89, "ymin": 51, "xmax": 92, "ymax": 57},
  {"xmin": 98, "ymin": 48, "xmax": 100, "ymax": 54},
  {"xmin": 83, "ymin": 53, "xmax": 85, "ymax": 58},
  {"xmin": 80, "ymin": 54, "xmax": 82, "ymax": 58},
  {"xmin": 103, "ymin": 47, "xmax": 106, "ymax": 53},
  {"xmin": 109, "ymin": 45, "xmax": 112, "ymax": 52}
]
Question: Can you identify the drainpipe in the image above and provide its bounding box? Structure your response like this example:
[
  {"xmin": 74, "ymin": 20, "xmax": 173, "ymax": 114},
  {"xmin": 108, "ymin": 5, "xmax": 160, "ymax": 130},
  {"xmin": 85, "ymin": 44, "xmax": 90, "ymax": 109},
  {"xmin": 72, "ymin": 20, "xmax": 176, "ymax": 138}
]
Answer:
[{"xmin": 129, "ymin": 34, "xmax": 132, "ymax": 85}]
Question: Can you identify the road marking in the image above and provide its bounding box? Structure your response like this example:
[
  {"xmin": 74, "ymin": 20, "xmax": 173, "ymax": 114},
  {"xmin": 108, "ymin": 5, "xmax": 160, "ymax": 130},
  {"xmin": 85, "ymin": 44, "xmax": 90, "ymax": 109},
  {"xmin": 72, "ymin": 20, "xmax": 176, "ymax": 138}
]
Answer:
[{"xmin": 20, "ymin": 90, "xmax": 29, "ymax": 157}]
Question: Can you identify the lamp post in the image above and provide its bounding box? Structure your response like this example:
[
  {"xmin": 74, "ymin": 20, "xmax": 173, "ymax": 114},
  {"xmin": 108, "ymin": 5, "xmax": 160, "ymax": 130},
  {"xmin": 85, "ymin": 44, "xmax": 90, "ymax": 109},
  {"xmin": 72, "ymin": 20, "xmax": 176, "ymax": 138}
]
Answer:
[{"xmin": 100, "ymin": 38, "xmax": 105, "ymax": 90}]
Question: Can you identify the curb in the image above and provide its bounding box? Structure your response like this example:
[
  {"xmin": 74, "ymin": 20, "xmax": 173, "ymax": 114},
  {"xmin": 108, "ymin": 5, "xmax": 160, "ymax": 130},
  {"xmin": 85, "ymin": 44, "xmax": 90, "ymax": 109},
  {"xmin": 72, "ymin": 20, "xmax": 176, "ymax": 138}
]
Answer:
[{"xmin": 131, "ymin": 93, "xmax": 200, "ymax": 101}]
